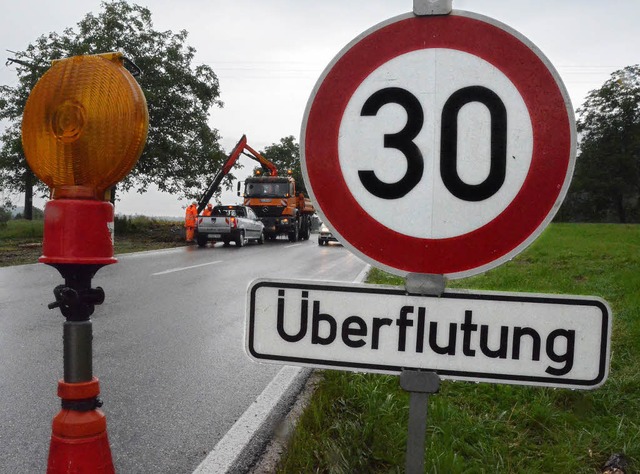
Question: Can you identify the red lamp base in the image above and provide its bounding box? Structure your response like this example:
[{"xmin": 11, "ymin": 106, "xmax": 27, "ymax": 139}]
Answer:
[{"xmin": 40, "ymin": 199, "xmax": 117, "ymax": 265}]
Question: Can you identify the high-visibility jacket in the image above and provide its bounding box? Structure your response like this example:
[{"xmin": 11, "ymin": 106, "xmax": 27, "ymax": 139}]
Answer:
[{"xmin": 185, "ymin": 204, "xmax": 198, "ymax": 228}]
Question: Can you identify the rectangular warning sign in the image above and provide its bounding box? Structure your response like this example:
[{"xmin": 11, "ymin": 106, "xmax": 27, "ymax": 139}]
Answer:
[{"xmin": 246, "ymin": 279, "xmax": 611, "ymax": 390}]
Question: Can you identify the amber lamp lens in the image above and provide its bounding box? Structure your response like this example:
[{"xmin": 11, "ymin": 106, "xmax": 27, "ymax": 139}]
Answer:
[{"xmin": 22, "ymin": 53, "xmax": 148, "ymax": 199}]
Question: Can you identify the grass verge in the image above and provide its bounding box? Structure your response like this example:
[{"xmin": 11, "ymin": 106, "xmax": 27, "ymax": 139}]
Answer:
[{"xmin": 276, "ymin": 223, "xmax": 640, "ymax": 473}]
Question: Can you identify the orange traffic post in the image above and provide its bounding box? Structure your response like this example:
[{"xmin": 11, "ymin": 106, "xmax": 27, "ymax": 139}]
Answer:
[
  {"xmin": 21, "ymin": 52, "xmax": 148, "ymax": 472},
  {"xmin": 43, "ymin": 263, "xmax": 113, "ymax": 473},
  {"xmin": 49, "ymin": 377, "xmax": 113, "ymax": 473}
]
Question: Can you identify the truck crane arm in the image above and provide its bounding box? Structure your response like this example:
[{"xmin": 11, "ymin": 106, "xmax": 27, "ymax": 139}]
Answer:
[
  {"xmin": 241, "ymin": 143, "xmax": 278, "ymax": 177},
  {"xmin": 196, "ymin": 135, "xmax": 278, "ymax": 214}
]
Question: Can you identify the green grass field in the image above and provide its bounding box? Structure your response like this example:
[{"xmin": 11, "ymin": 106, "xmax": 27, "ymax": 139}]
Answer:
[
  {"xmin": 0, "ymin": 216, "xmax": 185, "ymax": 267},
  {"xmin": 277, "ymin": 224, "xmax": 640, "ymax": 473},
  {"xmin": 0, "ymin": 217, "xmax": 44, "ymax": 240}
]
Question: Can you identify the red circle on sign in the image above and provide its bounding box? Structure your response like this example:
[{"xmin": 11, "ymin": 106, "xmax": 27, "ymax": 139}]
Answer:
[{"xmin": 302, "ymin": 11, "xmax": 575, "ymax": 278}]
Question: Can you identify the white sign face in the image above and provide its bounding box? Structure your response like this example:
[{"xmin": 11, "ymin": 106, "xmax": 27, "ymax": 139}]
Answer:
[
  {"xmin": 246, "ymin": 279, "xmax": 611, "ymax": 390},
  {"xmin": 338, "ymin": 49, "xmax": 533, "ymax": 239}
]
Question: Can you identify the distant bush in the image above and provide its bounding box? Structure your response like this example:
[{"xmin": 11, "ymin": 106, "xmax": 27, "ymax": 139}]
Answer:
[
  {"xmin": 11, "ymin": 207, "xmax": 44, "ymax": 221},
  {"xmin": 32, "ymin": 207, "xmax": 44, "ymax": 219},
  {"xmin": 0, "ymin": 207, "xmax": 11, "ymax": 227},
  {"xmin": 0, "ymin": 214, "xmax": 183, "ymax": 243},
  {"xmin": 0, "ymin": 219, "xmax": 44, "ymax": 239},
  {"xmin": 114, "ymin": 215, "xmax": 183, "ymax": 242}
]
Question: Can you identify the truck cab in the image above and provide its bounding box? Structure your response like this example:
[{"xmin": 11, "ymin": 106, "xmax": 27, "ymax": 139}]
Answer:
[{"xmin": 241, "ymin": 176, "xmax": 312, "ymax": 241}]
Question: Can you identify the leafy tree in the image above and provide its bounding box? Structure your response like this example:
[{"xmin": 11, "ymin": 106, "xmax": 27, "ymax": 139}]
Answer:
[
  {"xmin": 259, "ymin": 136, "xmax": 307, "ymax": 195},
  {"xmin": 564, "ymin": 65, "xmax": 640, "ymax": 223},
  {"xmin": 0, "ymin": 0, "xmax": 226, "ymax": 218}
]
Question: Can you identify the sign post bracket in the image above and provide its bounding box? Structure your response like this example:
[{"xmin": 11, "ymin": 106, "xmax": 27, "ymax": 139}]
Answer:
[
  {"xmin": 413, "ymin": 0, "xmax": 452, "ymax": 16},
  {"xmin": 405, "ymin": 273, "xmax": 446, "ymax": 296},
  {"xmin": 401, "ymin": 273, "xmax": 444, "ymax": 473}
]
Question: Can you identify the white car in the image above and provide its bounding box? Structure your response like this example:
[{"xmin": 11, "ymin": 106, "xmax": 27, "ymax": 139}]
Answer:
[{"xmin": 197, "ymin": 205, "xmax": 264, "ymax": 247}]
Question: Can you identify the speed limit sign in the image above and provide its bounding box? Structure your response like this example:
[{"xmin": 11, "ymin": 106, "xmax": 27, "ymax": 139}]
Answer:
[{"xmin": 301, "ymin": 10, "xmax": 576, "ymax": 279}]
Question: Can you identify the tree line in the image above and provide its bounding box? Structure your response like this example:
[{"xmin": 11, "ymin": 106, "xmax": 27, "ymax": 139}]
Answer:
[
  {"xmin": 1, "ymin": 1, "xmax": 229, "ymax": 218},
  {"xmin": 0, "ymin": 1, "xmax": 638, "ymax": 223},
  {"xmin": 559, "ymin": 64, "xmax": 640, "ymax": 223}
]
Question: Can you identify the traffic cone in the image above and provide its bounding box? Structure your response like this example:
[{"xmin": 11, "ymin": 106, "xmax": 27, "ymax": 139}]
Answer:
[{"xmin": 47, "ymin": 377, "xmax": 115, "ymax": 473}]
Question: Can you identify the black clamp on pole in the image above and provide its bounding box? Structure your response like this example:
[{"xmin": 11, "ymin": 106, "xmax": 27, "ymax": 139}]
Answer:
[
  {"xmin": 47, "ymin": 264, "xmax": 105, "ymax": 322},
  {"xmin": 47, "ymin": 264, "xmax": 106, "ymax": 384},
  {"xmin": 402, "ymin": 273, "xmax": 446, "ymax": 474}
]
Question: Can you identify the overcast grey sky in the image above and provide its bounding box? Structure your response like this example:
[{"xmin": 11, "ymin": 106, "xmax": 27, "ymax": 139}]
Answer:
[{"xmin": 2, "ymin": 1, "xmax": 638, "ymax": 216}]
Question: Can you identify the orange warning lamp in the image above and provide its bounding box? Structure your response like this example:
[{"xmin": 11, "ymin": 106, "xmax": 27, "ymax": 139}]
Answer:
[
  {"xmin": 22, "ymin": 52, "xmax": 148, "ymax": 265},
  {"xmin": 22, "ymin": 52, "xmax": 148, "ymax": 200}
]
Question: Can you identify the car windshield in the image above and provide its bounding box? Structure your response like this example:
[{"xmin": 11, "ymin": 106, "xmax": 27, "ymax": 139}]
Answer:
[{"xmin": 246, "ymin": 182, "xmax": 289, "ymax": 197}]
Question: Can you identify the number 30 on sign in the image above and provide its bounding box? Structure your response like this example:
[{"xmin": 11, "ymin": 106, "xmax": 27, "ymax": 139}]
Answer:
[{"xmin": 301, "ymin": 11, "xmax": 576, "ymax": 279}]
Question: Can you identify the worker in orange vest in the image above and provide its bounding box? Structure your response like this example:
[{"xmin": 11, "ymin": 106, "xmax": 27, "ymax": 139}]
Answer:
[
  {"xmin": 185, "ymin": 201, "xmax": 198, "ymax": 242},
  {"xmin": 202, "ymin": 203, "xmax": 213, "ymax": 216}
]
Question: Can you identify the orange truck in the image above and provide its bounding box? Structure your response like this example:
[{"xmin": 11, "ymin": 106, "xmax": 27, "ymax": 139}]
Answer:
[
  {"xmin": 240, "ymin": 172, "xmax": 315, "ymax": 242},
  {"xmin": 196, "ymin": 135, "xmax": 315, "ymax": 242}
]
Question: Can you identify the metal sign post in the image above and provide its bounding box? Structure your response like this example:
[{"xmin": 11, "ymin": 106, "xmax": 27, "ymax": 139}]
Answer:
[
  {"xmin": 401, "ymin": 273, "xmax": 445, "ymax": 473},
  {"xmin": 401, "ymin": 370, "xmax": 441, "ymax": 473}
]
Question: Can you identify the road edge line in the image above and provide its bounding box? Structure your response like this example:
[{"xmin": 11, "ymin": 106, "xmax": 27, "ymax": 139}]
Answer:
[
  {"xmin": 192, "ymin": 366, "xmax": 311, "ymax": 474},
  {"xmin": 193, "ymin": 263, "xmax": 371, "ymax": 474}
]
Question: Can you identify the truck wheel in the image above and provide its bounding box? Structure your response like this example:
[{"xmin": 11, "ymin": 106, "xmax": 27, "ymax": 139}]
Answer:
[
  {"xmin": 300, "ymin": 218, "xmax": 310, "ymax": 240},
  {"xmin": 235, "ymin": 231, "xmax": 245, "ymax": 247},
  {"xmin": 197, "ymin": 234, "xmax": 208, "ymax": 247},
  {"xmin": 288, "ymin": 224, "xmax": 299, "ymax": 242}
]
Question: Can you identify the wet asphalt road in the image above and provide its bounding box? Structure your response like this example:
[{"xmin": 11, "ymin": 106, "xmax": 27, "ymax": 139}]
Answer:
[{"xmin": 0, "ymin": 238, "xmax": 365, "ymax": 473}]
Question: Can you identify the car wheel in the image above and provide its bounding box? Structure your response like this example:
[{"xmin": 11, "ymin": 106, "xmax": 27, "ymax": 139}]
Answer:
[
  {"xmin": 235, "ymin": 231, "xmax": 245, "ymax": 247},
  {"xmin": 197, "ymin": 234, "xmax": 208, "ymax": 247},
  {"xmin": 258, "ymin": 231, "xmax": 265, "ymax": 245}
]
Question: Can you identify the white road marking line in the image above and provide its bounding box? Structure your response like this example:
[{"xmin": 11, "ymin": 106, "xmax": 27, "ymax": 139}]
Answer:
[
  {"xmin": 151, "ymin": 260, "xmax": 223, "ymax": 276},
  {"xmin": 284, "ymin": 243, "xmax": 303, "ymax": 248},
  {"xmin": 116, "ymin": 247, "xmax": 185, "ymax": 259},
  {"xmin": 192, "ymin": 366, "xmax": 307, "ymax": 474},
  {"xmin": 354, "ymin": 264, "xmax": 371, "ymax": 283}
]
